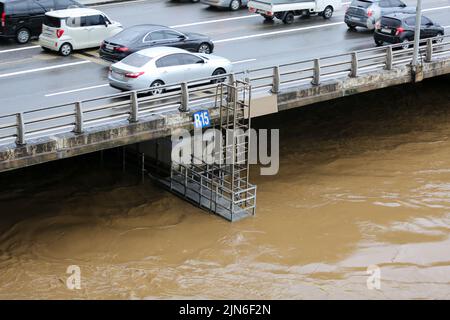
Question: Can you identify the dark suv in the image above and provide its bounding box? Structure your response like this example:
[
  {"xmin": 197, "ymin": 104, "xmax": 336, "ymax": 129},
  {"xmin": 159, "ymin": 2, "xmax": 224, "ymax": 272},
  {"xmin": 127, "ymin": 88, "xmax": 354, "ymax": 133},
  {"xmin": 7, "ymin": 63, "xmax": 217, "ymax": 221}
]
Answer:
[
  {"xmin": 0, "ymin": 0, "xmax": 82, "ymax": 44},
  {"xmin": 374, "ymin": 13, "xmax": 444, "ymax": 48}
]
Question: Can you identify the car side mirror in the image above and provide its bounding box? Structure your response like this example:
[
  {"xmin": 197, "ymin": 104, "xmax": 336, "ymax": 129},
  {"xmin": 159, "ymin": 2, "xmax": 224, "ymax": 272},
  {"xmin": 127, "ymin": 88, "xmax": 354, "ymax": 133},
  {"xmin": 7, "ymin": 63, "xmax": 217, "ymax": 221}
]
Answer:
[
  {"xmin": 179, "ymin": 35, "xmax": 186, "ymax": 40},
  {"xmin": 196, "ymin": 59, "xmax": 205, "ymax": 64}
]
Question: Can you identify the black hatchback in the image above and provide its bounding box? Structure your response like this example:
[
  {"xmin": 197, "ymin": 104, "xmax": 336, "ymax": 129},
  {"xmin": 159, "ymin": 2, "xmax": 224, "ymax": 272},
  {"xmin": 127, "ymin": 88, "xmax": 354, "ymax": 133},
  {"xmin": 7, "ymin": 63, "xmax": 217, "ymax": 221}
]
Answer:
[
  {"xmin": 0, "ymin": 0, "xmax": 83, "ymax": 44},
  {"xmin": 99, "ymin": 24, "xmax": 214, "ymax": 62},
  {"xmin": 374, "ymin": 13, "xmax": 444, "ymax": 49}
]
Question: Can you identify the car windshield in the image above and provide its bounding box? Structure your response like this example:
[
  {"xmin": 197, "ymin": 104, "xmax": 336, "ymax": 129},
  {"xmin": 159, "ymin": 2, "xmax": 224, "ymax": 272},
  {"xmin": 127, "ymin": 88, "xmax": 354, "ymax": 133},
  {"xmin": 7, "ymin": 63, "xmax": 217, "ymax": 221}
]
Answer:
[
  {"xmin": 351, "ymin": 0, "xmax": 373, "ymax": 8},
  {"xmin": 381, "ymin": 17, "xmax": 402, "ymax": 27},
  {"xmin": 121, "ymin": 53, "xmax": 153, "ymax": 68},
  {"xmin": 43, "ymin": 16, "xmax": 62, "ymax": 28},
  {"xmin": 112, "ymin": 28, "xmax": 146, "ymax": 43}
]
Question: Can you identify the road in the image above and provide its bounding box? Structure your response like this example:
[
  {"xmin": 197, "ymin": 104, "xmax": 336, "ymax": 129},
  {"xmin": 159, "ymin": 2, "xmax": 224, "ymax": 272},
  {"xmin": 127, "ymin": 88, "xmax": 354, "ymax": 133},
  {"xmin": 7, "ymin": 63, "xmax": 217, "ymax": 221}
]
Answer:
[{"xmin": 0, "ymin": 0, "xmax": 449, "ymax": 114}]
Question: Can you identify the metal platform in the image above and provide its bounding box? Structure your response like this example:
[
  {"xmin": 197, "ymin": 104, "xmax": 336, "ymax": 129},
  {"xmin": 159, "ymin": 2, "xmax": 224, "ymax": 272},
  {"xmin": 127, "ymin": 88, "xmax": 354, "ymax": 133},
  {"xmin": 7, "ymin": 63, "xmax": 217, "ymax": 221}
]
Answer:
[{"xmin": 158, "ymin": 80, "xmax": 257, "ymax": 221}]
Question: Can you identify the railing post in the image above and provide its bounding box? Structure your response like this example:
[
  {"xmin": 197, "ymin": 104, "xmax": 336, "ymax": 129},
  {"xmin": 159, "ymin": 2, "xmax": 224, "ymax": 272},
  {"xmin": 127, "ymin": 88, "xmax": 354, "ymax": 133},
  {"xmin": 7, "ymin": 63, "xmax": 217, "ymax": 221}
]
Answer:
[
  {"xmin": 16, "ymin": 112, "xmax": 26, "ymax": 146},
  {"xmin": 271, "ymin": 66, "xmax": 280, "ymax": 93},
  {"xmin": 228, "ymin": 73, "xmax": 236, "ymax": 85},
  {"xmin": 74, "ymin": 102, "xmax": 83, "ymax": 134},
  {"xmin": 129, "ymin": 90, "xmax": 139, "ymax": 123},
  {"xmin": 179, "ymin": 82, "xmax": 189, "ymax": 112},
  {"xmin": 425, "ymin": 38, "xmax": 433, "ymax": 63},
  {"xmin": 385, "ymin": 46, "xmax": 393, "ymax": 70},
  {"xmin": 311, "ymin": 58, "xmax": 320, "ymax": 86},
  {"xmin": 349, "ymin": 52, "xmax": 358, "ymax": 78},
  {"xmin": 244, "ymin": 70, "xmax": 250, "ymax": 83}
]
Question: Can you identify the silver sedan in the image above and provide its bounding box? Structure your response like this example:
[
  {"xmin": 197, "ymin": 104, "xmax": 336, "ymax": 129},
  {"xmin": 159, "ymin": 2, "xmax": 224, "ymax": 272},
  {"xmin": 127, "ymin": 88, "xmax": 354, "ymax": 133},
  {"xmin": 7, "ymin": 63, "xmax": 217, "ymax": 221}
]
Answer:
[{"xmin": 108, "ymin": 47, "xmax": 233, "ymax": 93}]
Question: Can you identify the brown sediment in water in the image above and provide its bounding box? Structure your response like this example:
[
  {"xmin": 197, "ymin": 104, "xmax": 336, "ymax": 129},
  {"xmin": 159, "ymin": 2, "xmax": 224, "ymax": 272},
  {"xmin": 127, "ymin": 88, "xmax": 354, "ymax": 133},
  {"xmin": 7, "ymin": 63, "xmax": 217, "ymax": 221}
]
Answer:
[{"xmin": 0, "ymin": 77, "xmax": 449, "ymax": 299}]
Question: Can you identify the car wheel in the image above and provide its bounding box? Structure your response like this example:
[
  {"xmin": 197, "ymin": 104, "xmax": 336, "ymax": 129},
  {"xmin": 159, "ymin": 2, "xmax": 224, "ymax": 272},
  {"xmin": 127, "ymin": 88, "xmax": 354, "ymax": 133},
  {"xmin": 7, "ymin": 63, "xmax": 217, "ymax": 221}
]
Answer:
[
  {"xmin": 282, "ymin": 12, "xmax": 295, "ymax": 25},
  {"xmin": 211, "ymin": 68, "xmax": 226, "ymax": 84},
  {"xmin": 229, "ymin": 0, "xmax": 240, "ymax": 11},
  {"xmin": 347, "ymin": 23, "xmax": 356, "ymax": 31},
  {"xmin": 198, "ymin": 43, "xmax": 212, "ymax": 54},
  {"xmin": 59, "ymin": 43, "xmax": 73, "ymax": 56},
  {"xmin": 375, "ymin": 39, "xmax": 383, "ymax": 46},
  {"xmin": 401, "ymin": 39, "xmax": 410, "ymax": 50},
  {"xmin": 16, "ymin": 28, "xmax": 31, "ymax": 44},
  {"xmin": 322, "ymin": 6, "xmax": 333, "ymax": 19},
  {"xmin": 434, "ymin": 32, "xmax": 444, "ymax": 44},
  {"xmin": 149, "ymin": 80, "xmax": 165, "ymax": 95}
]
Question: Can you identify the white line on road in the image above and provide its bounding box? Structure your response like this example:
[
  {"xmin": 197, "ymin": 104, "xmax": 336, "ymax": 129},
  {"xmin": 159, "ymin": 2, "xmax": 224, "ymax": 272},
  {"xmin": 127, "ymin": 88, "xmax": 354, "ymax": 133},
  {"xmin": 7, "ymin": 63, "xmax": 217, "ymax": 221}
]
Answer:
[
  {"xmin": 0, "ymin": 61, "xmax": 91, "ymax": 79},
  {"xmin": 169, "ymin": 15, "xmax": 260, "ymax": 29},
  {"xmin": 423, "ymin": 5, "xmax": 450, "ymax": 12},
  {"xmin": 0, "ymin": 45, "xmax": 40, "ymax": 54},
  {"xmin": 215, "ymin": 22, "xmax": 345, "ymax": 43},
  {"xmin": 231, "ymin": 59, "xmax": 257, "ymax": 64},
  {"xmin": 92, "ymin": 0, "xmax": 150, "ymax": 7},
  {"xmin": 45, "ymin": 83, "xmax": 110, "ymax": 97}
]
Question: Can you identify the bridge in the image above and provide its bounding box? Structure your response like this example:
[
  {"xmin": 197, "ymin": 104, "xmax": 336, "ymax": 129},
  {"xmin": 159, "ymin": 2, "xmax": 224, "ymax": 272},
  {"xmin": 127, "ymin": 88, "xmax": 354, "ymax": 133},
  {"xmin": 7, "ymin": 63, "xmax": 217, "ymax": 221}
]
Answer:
[{"xmin": 0, "ymin": 36, "xmax": 449, "ymax": 219}]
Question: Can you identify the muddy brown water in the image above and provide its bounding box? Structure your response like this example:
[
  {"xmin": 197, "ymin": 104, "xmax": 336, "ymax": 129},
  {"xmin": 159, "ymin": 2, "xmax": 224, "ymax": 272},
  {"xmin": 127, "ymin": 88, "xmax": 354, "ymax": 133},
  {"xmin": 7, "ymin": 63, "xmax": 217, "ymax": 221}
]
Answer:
[{"xmin": 0, "ymin": 77, "xmax": 449, "ymax": 299}]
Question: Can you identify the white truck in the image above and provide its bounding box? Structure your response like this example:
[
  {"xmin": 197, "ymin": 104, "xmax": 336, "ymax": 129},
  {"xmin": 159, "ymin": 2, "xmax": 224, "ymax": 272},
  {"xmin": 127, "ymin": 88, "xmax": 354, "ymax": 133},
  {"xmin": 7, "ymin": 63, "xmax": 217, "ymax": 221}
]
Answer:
[{"xmin": 248, "ymin": 0, "xmax": 342, "ymax": 24}]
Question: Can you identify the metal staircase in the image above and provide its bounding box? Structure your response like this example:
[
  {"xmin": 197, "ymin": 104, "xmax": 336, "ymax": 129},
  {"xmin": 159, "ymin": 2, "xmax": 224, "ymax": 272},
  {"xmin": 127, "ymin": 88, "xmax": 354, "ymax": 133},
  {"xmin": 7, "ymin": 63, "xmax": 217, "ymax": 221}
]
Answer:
[{"xmin": 166, "ymin": 80, "xmax": 257, "ymax": 221}]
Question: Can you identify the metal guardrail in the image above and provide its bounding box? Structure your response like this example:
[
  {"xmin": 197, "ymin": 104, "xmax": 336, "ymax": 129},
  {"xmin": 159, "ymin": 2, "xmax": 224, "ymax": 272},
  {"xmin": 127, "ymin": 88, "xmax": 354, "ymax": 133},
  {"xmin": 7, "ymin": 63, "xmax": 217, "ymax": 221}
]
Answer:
[{"xmin": 0, "ymin": 35, "xmax": 449, "ymax": 147}]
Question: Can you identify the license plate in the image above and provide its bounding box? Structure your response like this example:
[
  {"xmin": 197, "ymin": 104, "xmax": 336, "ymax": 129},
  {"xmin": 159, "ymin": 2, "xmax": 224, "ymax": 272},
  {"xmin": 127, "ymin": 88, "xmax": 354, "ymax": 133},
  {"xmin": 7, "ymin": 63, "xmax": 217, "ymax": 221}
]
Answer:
[
  {"xmin": 381, "ymin": 28, "xmax": 392, "ymax": 34},
  {"xmin": 112, "ymin": 71, "xmax": 124, "ymax": 80},
  {"xmin": 351, "ymin": 16, "xmax": 360, "ymax": 21},
  {"xmin": 105, "ymin": 44, "xmax": 114, "ymax": 51}
]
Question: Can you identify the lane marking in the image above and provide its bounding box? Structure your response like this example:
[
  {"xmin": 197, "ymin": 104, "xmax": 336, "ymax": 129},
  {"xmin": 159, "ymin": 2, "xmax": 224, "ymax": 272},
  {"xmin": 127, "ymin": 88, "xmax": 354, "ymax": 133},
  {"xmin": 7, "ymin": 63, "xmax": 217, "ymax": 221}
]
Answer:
[
  {"xmin": 232, "ymin": 58, "xmax": 257, "ymax": 64},
  {"xmin": 0, "ymin": 45, "xmax": 40, "ymax": 54},
  {"xmin": 0, "ymin": 61, "xmax": 90, "ymax": 79},
  {"xmin": 45, "ymin": 84, "xmax": 109, "ymax": 97},
  {"xmin": 215, "ymin": 21, "xmax": 345, "ymax": 43},
  {"xmin": 170, "ymin": 15, "xmax": 260, "ymax": 28},
  {"xmin": 92, "ymin": 0, "xmax": 150, "ymax": 7},
  {"xmin": 423, "ymin": 5, "xmax": 450, "ymax": 12}
]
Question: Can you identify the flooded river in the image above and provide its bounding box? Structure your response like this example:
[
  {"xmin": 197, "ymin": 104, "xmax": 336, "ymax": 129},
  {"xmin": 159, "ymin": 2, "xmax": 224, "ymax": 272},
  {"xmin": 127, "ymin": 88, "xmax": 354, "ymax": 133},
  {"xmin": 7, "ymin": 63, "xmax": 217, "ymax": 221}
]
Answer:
[{"xmin": 0, "ymin": 76, "xmax": 449, "ymax": 299}]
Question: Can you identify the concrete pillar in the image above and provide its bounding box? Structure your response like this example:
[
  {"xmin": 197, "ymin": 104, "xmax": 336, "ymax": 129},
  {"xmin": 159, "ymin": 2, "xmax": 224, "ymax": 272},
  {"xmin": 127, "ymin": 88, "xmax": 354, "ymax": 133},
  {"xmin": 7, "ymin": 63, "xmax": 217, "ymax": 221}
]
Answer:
[
  {"xmin": 16, "ymin": 113, "xmax": 26, "ymax": 146},
  {"xmin": 129, "ymin": 90, "xmax": 139, "ymax": 123},
  {"xmin": 74, "ymin": 102, "xmax": 83, "ymax": 134}
]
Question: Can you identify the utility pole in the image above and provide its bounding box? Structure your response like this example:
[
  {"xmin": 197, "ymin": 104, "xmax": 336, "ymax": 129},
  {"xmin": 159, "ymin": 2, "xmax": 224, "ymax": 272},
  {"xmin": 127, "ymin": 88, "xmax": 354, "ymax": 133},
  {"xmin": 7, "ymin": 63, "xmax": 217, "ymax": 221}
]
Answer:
[{"xmin": 412, "ymin": 0, "xmax": 422, "ymax": 67}]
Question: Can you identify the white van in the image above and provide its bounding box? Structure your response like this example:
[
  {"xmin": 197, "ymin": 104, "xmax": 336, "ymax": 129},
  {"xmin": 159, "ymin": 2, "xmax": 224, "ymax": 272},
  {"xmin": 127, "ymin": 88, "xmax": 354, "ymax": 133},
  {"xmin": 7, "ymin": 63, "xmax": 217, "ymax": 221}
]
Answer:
[{"xmin": 39, "ymin": 8, "xmax": 123, "ymax": 56}]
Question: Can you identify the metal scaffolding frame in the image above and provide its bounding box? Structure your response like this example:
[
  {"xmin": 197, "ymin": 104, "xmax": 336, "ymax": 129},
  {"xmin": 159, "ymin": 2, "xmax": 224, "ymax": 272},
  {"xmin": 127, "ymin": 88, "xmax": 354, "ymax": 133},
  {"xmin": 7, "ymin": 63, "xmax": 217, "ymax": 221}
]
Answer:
[{"xmin": 167, "ymin": 80, "xmax": 257, "ymax": 221}]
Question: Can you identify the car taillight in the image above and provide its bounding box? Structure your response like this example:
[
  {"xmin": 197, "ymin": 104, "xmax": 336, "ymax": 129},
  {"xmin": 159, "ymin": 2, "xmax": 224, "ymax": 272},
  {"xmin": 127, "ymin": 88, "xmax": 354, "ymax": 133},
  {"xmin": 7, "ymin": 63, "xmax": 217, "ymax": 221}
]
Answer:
[
  {"xmin": 1, "ymin": 12, "xmax": 6, "ymax": 27},
  {"xmin": 395, "ymin": 27, "xmax": 405, "ymax": 35},
  {"xmin": 125, "ymin": 71, "xmax": 144, "ymax": 78},
  {"xmin": 116, "ymin": 47, "xmax": 129, "ymax": 52},
  {"xmin": 367, "ymin": 9, "xmax": 373, "ymax": 17},
  {"xmin": 100, "ymin": 41, "xmax": 104, "ymax": 48},
  {"xmin": 375, "ymin": 21, "xmax": 381, "ymax": 30},
  {"xmin": 266, "ymin": 11, "xmax": 273, "ymax": 16},
  {"xmin": 56, "ymin": 29, "xmax": 64, "ymax": 38},
  {"xmin": 248, "ymin": 7, "xmax": 256, "ymax": 13}
]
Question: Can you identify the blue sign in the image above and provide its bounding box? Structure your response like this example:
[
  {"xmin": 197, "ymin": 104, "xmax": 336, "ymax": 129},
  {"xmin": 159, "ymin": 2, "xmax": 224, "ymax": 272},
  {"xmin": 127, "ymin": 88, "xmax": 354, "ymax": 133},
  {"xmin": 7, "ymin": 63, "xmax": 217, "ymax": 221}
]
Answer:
[{"xmin": 193, "ymin": 110, "xmax": 211, "ymax": 129}]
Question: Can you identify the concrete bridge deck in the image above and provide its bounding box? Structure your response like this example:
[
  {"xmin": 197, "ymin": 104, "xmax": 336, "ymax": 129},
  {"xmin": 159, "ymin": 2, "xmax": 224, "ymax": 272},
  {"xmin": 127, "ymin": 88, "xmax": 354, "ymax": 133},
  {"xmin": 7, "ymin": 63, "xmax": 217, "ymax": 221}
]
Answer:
[{"xmin": 1, "ymin": 36, "xmax": 449, "ymax": 173}]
